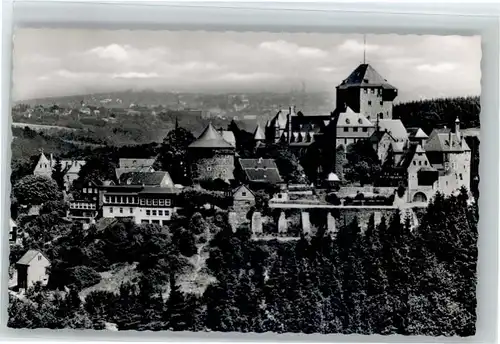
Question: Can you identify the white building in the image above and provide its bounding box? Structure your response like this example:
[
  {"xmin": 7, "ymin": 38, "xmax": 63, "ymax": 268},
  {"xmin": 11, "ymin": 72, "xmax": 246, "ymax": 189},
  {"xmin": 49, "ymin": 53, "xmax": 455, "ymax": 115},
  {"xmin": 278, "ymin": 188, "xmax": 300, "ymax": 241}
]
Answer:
[
  {"xmin": 101, "ymin": 171, "xmax": 180, "ymax": 225},
  {"xmin": 16, "ymin": 250, "xmax": 50, "ymax": 290},
  {"xmin": 33, "ymin": 152, "xmax": 86, "ymax": 191}
]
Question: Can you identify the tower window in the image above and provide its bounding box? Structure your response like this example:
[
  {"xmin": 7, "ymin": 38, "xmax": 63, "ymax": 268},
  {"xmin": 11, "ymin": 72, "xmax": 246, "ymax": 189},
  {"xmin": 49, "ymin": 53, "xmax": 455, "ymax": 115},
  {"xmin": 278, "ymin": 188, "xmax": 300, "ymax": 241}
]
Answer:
[
  {"xmin": 353, "ymin": 127, "xmax": 358, "ymax": 132},
  {"xmin": 380, "ymin": 100, "xmax": 383, "ymax": 106},
  {"xmin": 344, "ymin": 127, "xmax": 348, "ymax": 132},
  {"xmin": 368, "ymin": 101, "xmax": 372, "ymax": 106}
]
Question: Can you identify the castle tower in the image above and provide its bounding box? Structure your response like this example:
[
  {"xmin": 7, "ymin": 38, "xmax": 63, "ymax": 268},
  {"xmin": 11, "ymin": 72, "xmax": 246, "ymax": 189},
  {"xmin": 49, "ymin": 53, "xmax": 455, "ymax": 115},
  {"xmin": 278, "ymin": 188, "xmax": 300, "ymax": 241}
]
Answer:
[
  {"xmin": 336, "ymin": 63, "xmax": 398, "ymax": 121},
  {"xmin": 188, "ymin": 123, "xmax": 235, "ymax": 182}
]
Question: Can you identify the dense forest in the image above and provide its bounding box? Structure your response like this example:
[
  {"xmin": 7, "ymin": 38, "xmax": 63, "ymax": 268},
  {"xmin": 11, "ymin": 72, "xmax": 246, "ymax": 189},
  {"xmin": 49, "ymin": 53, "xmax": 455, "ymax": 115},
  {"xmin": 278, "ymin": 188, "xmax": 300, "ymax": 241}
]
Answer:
[
  {"xmin": 394, "ymin": 96, "xmax": 480, "ymax": 135},
  {"xmin": 9, "ymin": 188, "xmax": 478, "ymax": 335}
]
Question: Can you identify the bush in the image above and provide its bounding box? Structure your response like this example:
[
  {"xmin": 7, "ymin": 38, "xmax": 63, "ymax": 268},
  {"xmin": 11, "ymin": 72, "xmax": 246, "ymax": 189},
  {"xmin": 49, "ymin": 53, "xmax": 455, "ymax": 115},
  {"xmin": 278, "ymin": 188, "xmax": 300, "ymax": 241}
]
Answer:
[
  {"xmin": 355, "ymin": 192, "xmax": 365, "ymax": 200},
  {"xmin": 325, "ymin": 193, "xmax": 341, "ymax": 205},
  {"xmin": 67, "ymin": 266, "xmax": 101, "ymax": 290},
  {"xmin": 397, "ymin": 185, "xmax": 406, "ymax": 198}
]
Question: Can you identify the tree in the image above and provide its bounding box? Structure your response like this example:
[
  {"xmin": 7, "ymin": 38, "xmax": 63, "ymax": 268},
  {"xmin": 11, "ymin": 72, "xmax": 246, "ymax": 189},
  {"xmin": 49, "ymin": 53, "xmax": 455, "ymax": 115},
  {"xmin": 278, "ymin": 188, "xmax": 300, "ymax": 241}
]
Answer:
[
  {"xmin": 344, "ymin": 140, "xmax": 382, "ymax": 186},
  {"xmin": 77, "ymin": 154, "xmax": 117, "ymax": 185},
  {"xmin": 13, "ymin": 175, "xmax": 62, "ymax": 206},
  {"xmin": 156, "ymin": 127, "xmax": 195, "ymax": 184},
  {"xmin": 262, "ymin": 143, "xmax": 308, "ymax": 184},
  {"xmin": 51, "ymin": 157, "xmax": 66, "ymax": 191}
]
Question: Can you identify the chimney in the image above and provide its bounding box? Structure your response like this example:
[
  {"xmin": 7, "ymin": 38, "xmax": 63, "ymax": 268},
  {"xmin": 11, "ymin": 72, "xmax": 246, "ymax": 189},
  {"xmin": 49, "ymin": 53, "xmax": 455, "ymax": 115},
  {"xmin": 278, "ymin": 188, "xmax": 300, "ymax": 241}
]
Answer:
[{"xmin": 455, "ymin": 117, "xmax": 461, "ymax": 142}]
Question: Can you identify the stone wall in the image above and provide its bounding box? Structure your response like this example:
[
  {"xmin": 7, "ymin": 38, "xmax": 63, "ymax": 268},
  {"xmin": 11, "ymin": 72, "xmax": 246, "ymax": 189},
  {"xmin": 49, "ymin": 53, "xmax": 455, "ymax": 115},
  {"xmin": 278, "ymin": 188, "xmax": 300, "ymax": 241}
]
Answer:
[
  {"xmin": 192, "ymin": 153, "xmax": 235, "ymax": 181},
  {"xmin": 360, "ymin": 88, "xmax": 393, "ymax": 120}
]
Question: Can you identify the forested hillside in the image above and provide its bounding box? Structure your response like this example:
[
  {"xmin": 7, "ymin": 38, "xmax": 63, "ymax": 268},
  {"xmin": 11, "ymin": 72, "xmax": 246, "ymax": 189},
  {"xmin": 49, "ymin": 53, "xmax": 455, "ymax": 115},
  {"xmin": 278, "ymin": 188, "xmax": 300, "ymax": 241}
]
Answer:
[
  {"xmin": 8, "ymin": 189, "xmax": 478, "ymax": 335},
  {"xmin": 394, "ymin": 96, "xmax": 480, "ymax": 134}
]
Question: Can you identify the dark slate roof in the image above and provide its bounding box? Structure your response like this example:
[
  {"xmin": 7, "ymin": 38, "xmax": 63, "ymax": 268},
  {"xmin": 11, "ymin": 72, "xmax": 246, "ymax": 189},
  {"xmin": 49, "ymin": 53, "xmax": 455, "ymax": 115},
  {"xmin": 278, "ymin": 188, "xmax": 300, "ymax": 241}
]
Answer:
[
  {"xmin": 119, "ymin": 171, "xmax": 169, "ymax": 186},
  {"xmin": 239, "ymin": 158, "xmax": 279, "ymax": 169},
  {"xmin": 189, "ymin": 123, "xmax": 234, "ymax": 149},
  {"xmin": 369, "ymin": 130, "xmax": 395, "ymax": 143},
  {"xmin": 239, "ymin": 158, "xmax": 283, "ymax": 183},
  {"xmin": 337, "ymin": 64, "xmax": 396, "ymax": 90},
  {"xmin": 244, "ymin": 169, "xmax": 283, "ymax": 184},
  {"xmin": 17, "ymin": 250, "xmax": 48, "ymax": 266},
  {"xmin": 138, "ymin": 187, "xmax": 180, "ymax": 195},
  {"xmin": 377, "ymin": 120, "xmax": 408, "ymax": 141}
]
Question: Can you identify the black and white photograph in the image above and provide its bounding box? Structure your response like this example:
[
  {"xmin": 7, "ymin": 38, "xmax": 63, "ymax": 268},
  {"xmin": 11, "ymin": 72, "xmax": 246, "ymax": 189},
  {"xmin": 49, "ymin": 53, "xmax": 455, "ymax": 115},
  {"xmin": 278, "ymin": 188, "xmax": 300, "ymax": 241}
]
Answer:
[{"xmin": 8, "ymin": 29, "xmax": 480, "ymax": 335}]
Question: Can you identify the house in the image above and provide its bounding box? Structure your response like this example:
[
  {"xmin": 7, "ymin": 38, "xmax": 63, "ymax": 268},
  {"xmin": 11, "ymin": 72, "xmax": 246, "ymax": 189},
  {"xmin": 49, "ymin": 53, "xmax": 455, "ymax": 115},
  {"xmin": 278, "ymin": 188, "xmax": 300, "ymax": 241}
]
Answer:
[
  {"xmin": 101, "ymin": 185, "xmax": 180, "ymax": 226},
  {"xmin": 67, "ymin": 181, "xmax": 100, "ymax": 227},
  {"xmin": 33, "ymin": 152, "xmax": 86, "ymax": 191},
  {"xmin": 16, "ymin": 250, "xmax": 50, "ymax": 290},
  {"xmin": 115, "ymin": 158, "xmax": 156, "ymax": 179},
  {"xmin": 102, "ymin": 171, "xmax": 180, "ymax": 225},
  {"xmin": 237, "ymin": 158, "xmax": 284, "ymax": 187}
]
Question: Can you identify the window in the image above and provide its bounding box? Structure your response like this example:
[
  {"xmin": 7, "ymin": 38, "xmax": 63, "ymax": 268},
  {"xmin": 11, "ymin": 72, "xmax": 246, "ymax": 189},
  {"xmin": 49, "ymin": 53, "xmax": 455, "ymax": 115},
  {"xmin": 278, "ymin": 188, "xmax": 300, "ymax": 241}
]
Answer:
[
  {"xmin": 152, "ymin": 220, "xmax": 160, "ymax": 224},
  {"xmin": 130, "ymin": 208, "xmax": 133, "ymax": 214},
  {"xmin": 343, "ymin": 127, "xmax": 348, "ymax": 132},
  {"xmin": 344, "ymin": 139, "xmax": 347, "ymax": 144},
  {"xmin": 111, "ymin": 196, "xmax": 115, "ymax": 203},
  {"xmin": 418, "ymin": 161, "xmax": 422, "ymax": 166},
  {"xmin": 152, "ymin": 210, "xmax": 157, "ymax": 216},
  {"xmin": 379, "ymin": 113, "xmax": 384, "ymax": 119},
  {"xmin": 110, "ymin": 207, "xmax": 113, "ymax": 213},
  {"xmin": 140, "ymin": 199, "xmax": 145, "ymax": 205},
  {"xmin": 165, "ymin": 210, "xmax": 170, "ymax": 216},
  {"xmin": 362, "ymin": 128, "xmax": 368, "ymax": 132},
  {"xmin": 142, "ymin": 220, "xmax": 149, "ymax": 224},
  {"xmin": 363, "ymin": 88, "xmax": 367, "ymax": 93},
  {"xmin": 128, "ymin": 196, "xmax": 132, "ymax": 203},
  {"xmin": 368, "ymin": 101, "xmax": 372, "ymax": 106},
  {"xmin": 242, "ymin": 192, "xmax": 247, "ymax": 197},
  {"xmin": 158, "ymin": 210, "xmax": 163, "ymax": 216},
  {"xmin": 278, "ymin": 194, "xmax": 282, "ymax": 199},
  {"xmin": 413, "ymin": 161, "xmax": 416, "ymax": 165},
  {"xmin": 147, "ymin": 199, "xmax": 152, "ymax": 206},
  {"xmin": 380, "ymin": 101, "xmax": 383, "ymax": 106},
  {"xmin": 134, "ymin": 197, "xmax": 138, "ymax": 204},
  {"xmin": 207, "ymin": 166, "xmax": 212, "ymax": 171},
  {"xmin": 460, "ymin": 173, "xmax": 463, "ymax": 180},
  {"xmin": 159, "ymin": 199, "xmax": 164, "ymax": 206},
  {"xmin": 153, "ymin": 199, "xmax": 158, "ymax": 206},
  {"xmin": 165, "ymin": 199, "xmax": 171, "ymax": 206},
  {"xmin": 146, "ymin": 210, "xmax": 151, "ymax": 216},
  {"xmin": 353, "ymin": 127, "xmax": 358, "ymax": 132},
  {"xmin": 162, "ymin": 220, "xmax": 169, "ymax": 226},
  {"xmin": 83, "ymin": 188, "xmax": 88, "ymax": 194},
  {"xmin": 424, "ymin": 161, "xmax": 428, "ymax": 166},
  {"xmin": 119, "ymin": 208, "xmax": 123, "ymax": 214},
  {"xmin": 38, "ymin": 255, "xmax": 42, "ymax": 261}
]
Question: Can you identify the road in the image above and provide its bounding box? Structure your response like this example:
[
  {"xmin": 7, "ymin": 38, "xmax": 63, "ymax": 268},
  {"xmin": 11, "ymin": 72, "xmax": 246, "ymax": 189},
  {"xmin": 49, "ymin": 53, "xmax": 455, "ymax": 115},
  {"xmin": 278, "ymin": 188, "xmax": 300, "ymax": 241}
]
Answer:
[{"xmin": 12, "ymin": 122, "xmax": 79, "ymax": 132}]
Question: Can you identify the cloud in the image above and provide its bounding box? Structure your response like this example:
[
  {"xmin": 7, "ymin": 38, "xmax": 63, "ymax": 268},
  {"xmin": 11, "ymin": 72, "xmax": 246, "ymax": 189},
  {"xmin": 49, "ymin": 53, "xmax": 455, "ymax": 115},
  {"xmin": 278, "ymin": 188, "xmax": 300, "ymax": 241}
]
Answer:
[
  {"xmin": 88, "ymin": 44, "xmax": 130, "ymax": 61},
  {"xmin": 112, "ymin": 72, "xmax": 160, "ymax": 79},
  {"xmin": 316, "ymin": 66, "xmax": 336, "ymax": 73},
  {"xmin": 338, "ymin": 39, "xmax": 379, "ymax": 53},
  {"xmin": 259, "ymin": 40, "xmax": 328, "ymax": 58},
  {"xmin": 416, "ymin": 63, "xmax": 458, "ymax": 73},
  {"xmin": 217, "ymin": 72, "xmax": 281, "ymax": 82}
]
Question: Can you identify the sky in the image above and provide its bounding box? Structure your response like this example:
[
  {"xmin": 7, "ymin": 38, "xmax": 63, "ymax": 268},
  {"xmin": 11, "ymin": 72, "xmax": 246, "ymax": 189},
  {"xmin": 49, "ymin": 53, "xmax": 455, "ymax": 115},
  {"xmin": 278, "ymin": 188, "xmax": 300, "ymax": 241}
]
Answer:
[{"xmin": 12, "ymin": 29, "xmax": 481, "ymax": 102}]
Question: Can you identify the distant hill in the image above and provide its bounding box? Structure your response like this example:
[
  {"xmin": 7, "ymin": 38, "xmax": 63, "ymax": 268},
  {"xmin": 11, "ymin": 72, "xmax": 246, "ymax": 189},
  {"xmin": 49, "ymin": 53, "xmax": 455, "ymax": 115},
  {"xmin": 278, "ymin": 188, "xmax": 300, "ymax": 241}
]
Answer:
[{"xmin": 394, "ymin": 96, "xmax": 480, "ymax": 135}]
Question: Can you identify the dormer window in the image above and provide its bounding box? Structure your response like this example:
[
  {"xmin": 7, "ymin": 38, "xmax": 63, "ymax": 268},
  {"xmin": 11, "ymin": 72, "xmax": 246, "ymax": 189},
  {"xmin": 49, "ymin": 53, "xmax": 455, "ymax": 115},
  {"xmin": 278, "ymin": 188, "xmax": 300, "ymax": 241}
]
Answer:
[
  {"xmin": 345, "ymin": 118, "xmax": 350, "ymax": 124},
  {"xmin": 363, "ymin": 79, "xmax": 369, "ymax": 83},
  {"xmin": 358, "ymin": 118, "xmax": 362, "ymax": 124}
]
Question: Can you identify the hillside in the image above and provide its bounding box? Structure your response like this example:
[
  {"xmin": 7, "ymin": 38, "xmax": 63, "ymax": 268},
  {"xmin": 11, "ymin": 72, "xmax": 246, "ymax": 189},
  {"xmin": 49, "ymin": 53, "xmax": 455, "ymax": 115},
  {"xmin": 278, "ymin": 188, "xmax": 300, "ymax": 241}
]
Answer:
[{"xmin": 393, "ymin": 96, "xmax": 480, "ymax": 134}]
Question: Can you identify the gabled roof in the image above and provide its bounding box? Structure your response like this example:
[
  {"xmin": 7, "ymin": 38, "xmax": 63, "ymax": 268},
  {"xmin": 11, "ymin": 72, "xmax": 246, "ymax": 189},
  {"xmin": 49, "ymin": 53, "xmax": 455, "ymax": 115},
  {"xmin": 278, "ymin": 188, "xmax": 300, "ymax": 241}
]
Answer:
[
  {"xmin": 337, "ymin": 107, "xmax": 373, "ymax": 127},
  {"xmin": 233, "ymin": 185, "xmax": 255, "ymax": 197},
  {"xmin": 189, "ymin": 123, "xmax": 234, "ymax": 149},
  {"xmin": 17, "ymin": 250, "xmax": 49, "ymax": 266},
  {"xmin": 424, "ymin": 129, "xmax": 471, "ymax": 152},
  {"xmin": 119, "ymin": 158, "xmax": 156, "ymax": 169},
  {"xmin": 119, "ymin": 171, "xmax": 171, "ymax": 186},
  {"xmin": 253, "ymin": 125, "xmax": 265, "ymax": 140},
  {"xmin": 10, "ymin": 218, "xmax": 16, "ymax": 228},
  {"xmin": 407, "ymin": 127, "xmax": 429, "ymax": 139},
  {"xmin": 337, "ymin": 63, "xmax": 396, "ymax": 90},
  {"xmin": 370, "ymin": 130, "xmax": 395, "ymax": 144},
  {"xmin": 377, "ymin": 120, "xmax": 408, "ymax": 141},
  {"xmin": 115, "ymin": 166, "xmax": 153, "ymax": 179}
]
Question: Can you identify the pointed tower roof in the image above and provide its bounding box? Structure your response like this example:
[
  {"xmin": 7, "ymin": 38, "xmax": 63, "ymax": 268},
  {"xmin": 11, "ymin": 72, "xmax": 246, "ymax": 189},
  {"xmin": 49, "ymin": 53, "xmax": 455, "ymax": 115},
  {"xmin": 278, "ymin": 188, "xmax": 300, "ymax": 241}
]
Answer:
[
  {"xmin": 337, "ymin": 63, "xmax": 396, "ymax": 90},
  {"xmin": 189, "ymin": 123, "xmax": 234, "ymax": 149},
  {"xmin": 253, "ymin": 124, "xmax": 265, "ymax": 141}
]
